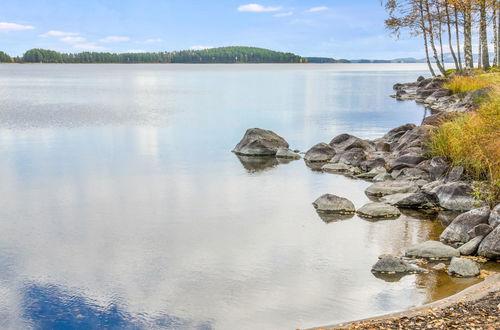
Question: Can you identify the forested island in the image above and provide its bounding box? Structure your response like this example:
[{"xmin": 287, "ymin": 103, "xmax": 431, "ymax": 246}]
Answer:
[{"xmin": 0, "ymin": 47, "xmax": 304, "ymax": 64}]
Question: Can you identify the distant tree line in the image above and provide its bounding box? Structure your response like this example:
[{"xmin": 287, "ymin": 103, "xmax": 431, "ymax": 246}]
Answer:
[
  {"xmin": 5, "ymin": 46, "xmax": 303, "ymax": 64},
  {"xmin": 0, "ymin": 51, "xmax": 12, "ymax": 62},
  {"xmin": 383, "ymin": 0, "xmax": 500, "ymax": 76}
]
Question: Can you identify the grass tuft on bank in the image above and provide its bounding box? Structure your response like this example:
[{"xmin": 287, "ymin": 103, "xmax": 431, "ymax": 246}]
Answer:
[{"xmin": 430, "ymin": 74, "xmax": 499, "ymax": 205}]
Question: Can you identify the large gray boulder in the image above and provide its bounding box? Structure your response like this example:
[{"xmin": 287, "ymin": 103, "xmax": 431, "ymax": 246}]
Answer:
[
  {"xmin": 275, "ymin": 147, "xmax": 301, "ymax": 159},
  {"xmin": 388, "ymin": 153, "xmax": 426, "ymax": 171},
  {"xmin": 371, "ymin": 255, "xmax": 425, "ymax": 274},
  {"xmin": 365, "ymin": 181, "xmax": 420, "ymax": 197},
  {"xmin": 329, "ymin": 134, "xmax": 373, "ymax": 152},
  {"xmin": 312, "ymin": 194, "xmax": 355, "ymax": 214},
  {"xmin": 304, "ymin": 143, "xmax": 336, "ymax": 162},
  {"xmin": 381, "ymin": 192, "xmax": 437, "ymax": 209},
  {"xmin": 431, "ymin": 181, "xmax": 476, "ymax": 211},
  {"xmin": 458, "ymin": 236, "xmax": 483, "ymax": 256},
  {"xmin": 392, "ymin": 125, "xmax": 434, "ymax": 152},
  {"xmin": 440, "ymin": 207, "xmax": 490, "ymax": 246},
  {"xmin": 489, "ymin": 204, "xmax": 500, "ymax": 228},
  {"xmin": 477, "ymin": 226, "xmax": 500, "ymax": 259},
  {"xmin": 447, "ymin": 257, "xmax": 480, "ymax": 277},
  {"xmin": 337, "ymin": 148, "xmax": 367, "ymax": 166},
  {"xmin": 383, "ymin": 123, "xmax": 416, "ymax": 143},
  {"xmin": 467, "ymin": 224, "xmax": 493, "ymax": 239},
  {"xmin": 405, "ymin": 240, "xmax": 460, "ymax": 259},
  {"xmin": 357, "ymin": 202, "xmax": 401, "ymax": 219},
  {"xmin": 233, "ymin": 128, "xmax": 289, "ymax": 156}
]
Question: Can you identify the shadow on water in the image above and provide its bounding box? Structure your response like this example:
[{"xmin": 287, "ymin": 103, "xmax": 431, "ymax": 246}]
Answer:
[
  {"xmin": 236, "ymin": 155, "xmax": 279, "ymax": 173},
  {"xmin": 22, "ymin": 284, "xmax": 212, "ymax": 330},
  {"xmin": 316, "ymin": 212, "xmax": 355, "ymax": 224}
]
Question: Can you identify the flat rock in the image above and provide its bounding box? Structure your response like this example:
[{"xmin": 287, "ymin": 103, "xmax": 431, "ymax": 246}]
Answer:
[
  {"xmin": 275, "ymin": 147, "xmax": 301, "ymax": 159},
  {"xmin": 357, "ymin": 202, "xmax": 401, "ymax": 219},
  {"xmin": 440, "ymin": 207, "xmax": 490, "ymax": 245},
  {"xmin": 405, "ymin": 240, "xmax": 460, "ymax": 259},
  {"xmin": 477, "ymin": 225, "xmax": 500, "ymax": 259},
  {"xmin": 371, "ymin": 255, "xmax": 425, "ymax": 274},
  {"xmin": 458, "ymin": 236, "xmax": 484, "ymax": 256},
  {"xmin": 431, "ymin": 181, "xmax": 476, "ymax": 211},
  {"xmin": 312, "ymin": 194, "xmax": 355, "ymax": 214},
  {"xmin": 381, "ymin": 192, "xmax": 437, "ymax": 209},
  {"xmin": 356, "ymin": 167, "xmax": 386, "ymax": 179},
  {"xmin": 365, "ymin": 181, "xmax": 419, "ymax": 197},
  {"xmin": 448, "ymin": 257, "xmax": 480, "ymax": 277},
  {"xmin": 233, "ymin": 128, "xmax": 289, "ymax": 156},
  {"xmin": 321, "ymin": 163, "xmax": 351, "ymax": 173},
  {"xmin": 304, "ymin": 143, "xmax": 336, "ymax": 162}
]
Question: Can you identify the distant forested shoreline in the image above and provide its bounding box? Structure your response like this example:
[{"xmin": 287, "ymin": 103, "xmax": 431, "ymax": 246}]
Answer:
[{"xmin": 0, "ymin": 47, "xmax": 306, "ymax": 64}]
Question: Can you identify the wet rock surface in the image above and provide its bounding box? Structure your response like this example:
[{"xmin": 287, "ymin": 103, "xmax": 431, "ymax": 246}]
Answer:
[
  {"xmin": 357, "ymin": 202, "xmax": 401, "ymax": 219},
  {"xmin": 304, "ymin": 143, "xmax": 336, "ymax": 162},
  {"xmin": 312, "ymin": 194, "xmax": 355, "ymax": 214},
  {"xmin": 232, "ymin": 128, "xmax": 289, "ymax": 156}
]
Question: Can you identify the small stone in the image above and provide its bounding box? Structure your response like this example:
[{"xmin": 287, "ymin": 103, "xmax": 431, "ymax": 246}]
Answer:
[
  {"xmin": 312, "ymin": 194, "xmax": 355, "ymax": 214},
  {"xmin": 432, "ymin": 263, "xmax": 447, "ymax": 271}
]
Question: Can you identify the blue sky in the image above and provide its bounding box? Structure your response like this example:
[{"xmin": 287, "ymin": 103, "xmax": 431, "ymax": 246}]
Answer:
[{"xmin": 0, "ymin": 0, "xmax": 424, "ymax": 58}]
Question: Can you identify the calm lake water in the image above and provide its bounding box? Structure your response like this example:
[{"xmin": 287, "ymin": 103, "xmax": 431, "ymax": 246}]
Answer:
[{"xmin": 0, "ymin": 64, "xmax": 484, "ymax": 329}]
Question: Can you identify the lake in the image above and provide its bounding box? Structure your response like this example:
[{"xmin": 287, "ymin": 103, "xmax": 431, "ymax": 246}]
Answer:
[{"xmin": 0, "ymin": 64, "xmax": 483, "ymax": 329}]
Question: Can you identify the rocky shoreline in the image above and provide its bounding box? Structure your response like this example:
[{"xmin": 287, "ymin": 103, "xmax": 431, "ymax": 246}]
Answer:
[{"xmin": 232, "ymin": 74, "xmax": 499, "ymax": 326}]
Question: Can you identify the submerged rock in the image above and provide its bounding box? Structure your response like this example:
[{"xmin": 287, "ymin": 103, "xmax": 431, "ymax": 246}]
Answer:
[
  {"xmin": 365, "ymin": 181, "xmax": 419, "ymax": 197},
  {"xmin": 357, "ymin": 202, "xmax": 401, "ymax": 219},
  {"xmin": 405, "ymin": 240, "xmax": 460, "ymax": 259},
  {"xmin": 312, "ymin": 194, "xmax": 355, "ymax": 214},
  {"xmin": 431, "ymin": 181, "xmax": 476, "ymax": 211},
  {"xmin": 477, "ymin": 226, "xmax": 500, "ymax": 259},
  {"xmin": 371, "ymin": 255, "xmax": 425, "ymax": 274},
  {"xmin": 304, "ymin": 143, "xmax": 336, "ymax": 162},
  {"xmin": 448, "ymin": 257, "xmax": 480, "ymax": 277},
  {"xmin": 440, "ymin": 207, "xmax": 490, "ymax": 246},
  {"xmin": 233, "ymin": 128, "xmax": 289, "ymax": 156}
]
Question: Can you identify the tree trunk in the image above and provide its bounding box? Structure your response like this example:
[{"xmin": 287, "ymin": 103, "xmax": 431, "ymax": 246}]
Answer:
[
  {"xmin": 480, "ymin": 0, "xmax": 489, "ymax": 70},
  {"xmin": 445, "ymin": 1, "xmax": 460, "ymax": 71},
  {"xmin": 425, "ymin": 0, "xmax": 446, "ymax": 75},
  {"xmin": 454, "ymin": 6, "xmax": 463, "ymax": 71},
  {"xmin": 419, "ymin": 0, "xmax": 437, "ymax": 76},
  {"xmin": 494, "ymin": 4, "xmax": 498, "ymax": 66},
  {"xmin": 436, "ymin": 3, "xmax": 445, "ymax": 66},
  {"xmin": 464, "ymin": 8, "xmax": 474, "ymax": 72}
]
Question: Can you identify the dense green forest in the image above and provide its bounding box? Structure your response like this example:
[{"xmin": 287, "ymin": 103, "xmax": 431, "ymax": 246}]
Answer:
[
  {"xmin": 14, "ymin": 47, "xmax": 303, "ymax": 63},
  {"xmin": 0, "ymin": 51, "xmax": 12, "ymax": 63}
]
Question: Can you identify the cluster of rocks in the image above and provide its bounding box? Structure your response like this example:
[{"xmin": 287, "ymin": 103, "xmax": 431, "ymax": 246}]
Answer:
[{"xmin": 391, "ymin": 75, "xmax": 490, "ymax": 113}]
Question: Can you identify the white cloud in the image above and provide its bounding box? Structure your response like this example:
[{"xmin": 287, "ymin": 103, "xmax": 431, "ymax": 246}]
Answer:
[
  {"xmin": 308, "ymin": 6, "xmax": 329, "ymax": 12},
  {"xmin": 74, "ymin": 43, "xmax": 107, "ymax": 51},
  {"xmin": 190, "ymin": 45, "xmax": 214, "ymax": 51},
  {"xmin": 274, "ymin": 11, "xmax": 293, "ymax": 17},
  {"xmin": 238, "ymin": 4, "xmax": 282, "ymax": 12},
  {"xmin": 0, "ymin": 22, "xmax": 35, "ymax": 32},
  {"xmin": 125, "ymin": 49, "xmax": 146, "ymax": 53},
  {"xmin": 99, "ymin": 35, "xmax": 130, "ymax": 43},
  {"xmin": 60, "ymin": 36, "xmax": 86, "ymax": 44},
  {"xmin": 40, "ymin": 30, "xmax": 78, "ymax": 37},
  {"xmin": 144, "ymin": 38, "xmax": 162, "ymax": 43}
]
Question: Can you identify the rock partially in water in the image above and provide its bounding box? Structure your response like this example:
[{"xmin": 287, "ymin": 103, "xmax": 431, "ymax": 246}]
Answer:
[
  {"xmin": 233, "ymin": 128, "xmax": 289, "ymax": 156},
  {"xmin": 329, "ymin": 133, "xmax": 373, "ymax": 152},
  {"xmin": 371, "ymin": 255, "xmax": 425, "ymax": 274},
  {"xmin": 321, "ymin": 163, "xmax": 351, "ymax": 174},
  {"xmin": 405, "ymin": 240, "xmax": 460, "ymax": 259},
  {"xmin": 304, "ymin": 143, "xmax": 336, "ymax": 162},
  {"xmin": 312, "ymin": 194, "xmax": 355, "ymax": 214},
  {"xmin": 489, "ymin": 204, "xmax": 500, "ymax": 228},
  {"xmin": 447, "ymin": 257, "xmax": 480, "ymax": 277},
  {"xmin": 440, "ymin": 207, "xmax": 490, "ymax": 246},
  {"xmin": 458, "ymin": 236, "xmax": 484, "ymax": 256},
  {"xmin": 431, "ymin": 181, "xmax": 476, "ymax": 211},
  {"xmin": 365, "ymin": 181, "xmax": 419, "ymax": 197},
  {"xmin": 275, "ymin": 147, "xmax": 301, "ymax": 159},
  {"xmin": 381, "ymin": 192, "xmax": 437, "ymax": 209},
  {"xmin": 357, "ymin": 202, "xmax": 401, "ymax": 219},
  {"xmin": 432, "ymin": 263, "xmax": 447, "ymax": 271},
  {"xmin": 477, "ymin": 226, "xmax": 500, "ymax": 259}
]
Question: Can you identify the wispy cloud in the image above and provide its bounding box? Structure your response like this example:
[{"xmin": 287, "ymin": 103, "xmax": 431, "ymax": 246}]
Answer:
[
  {"xmin": 190, "ymin": 45, "xmax": 214, "ymax": 51},
  {"xmin": 99, "ymin": 35, "xmax": 130, "ymax": 43},
  {"xmin": 40, "ymin": 30, "xmax": 78, "ymax": 37},
  {"xmin": 60, "ymin": 36, "xmax": 86, "ymax": 43},
  {"xmin": 274, "ymin": 11, "xmax": 293, "ymax": 17},
  {"xmin": 0, "ymin": 22, "xmax": 35, "ymax": 32},
  {"xmin": 74, "ymin": 43, "xmax": 107, "ymax": 51},
  {"xmin": 308, "ymin": 6, "xmax": 329, "ymax": 13},
  {"xmin": 126, "ymin": 49, "xmax": 146, "ymax": 53},
  {"xmin": 238, "ymin": 4, "xmax": 282, "ymax": 12},
  {"xmin": 143, "ymin": 38, "xmax": 162, "ymax": 43}
]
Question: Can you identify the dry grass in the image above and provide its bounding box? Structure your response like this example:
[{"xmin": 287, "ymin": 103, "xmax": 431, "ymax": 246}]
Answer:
[{"xmin": 442, "ymin": 74, "xmax": 497, "ymax": 94}]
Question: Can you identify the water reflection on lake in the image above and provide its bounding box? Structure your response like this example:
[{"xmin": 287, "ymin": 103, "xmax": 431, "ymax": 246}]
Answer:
[{"xmin": 0, "ymin": 64, "xmax": 489, "ymax": 329}]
